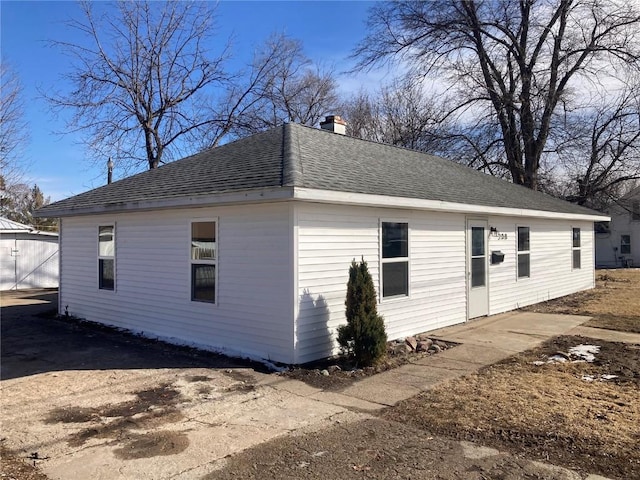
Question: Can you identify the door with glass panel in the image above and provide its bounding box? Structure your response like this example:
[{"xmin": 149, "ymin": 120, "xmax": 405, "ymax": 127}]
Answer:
[{"xmin": 467, "ymin": 219, "xmax": 489, "ymax": 318}]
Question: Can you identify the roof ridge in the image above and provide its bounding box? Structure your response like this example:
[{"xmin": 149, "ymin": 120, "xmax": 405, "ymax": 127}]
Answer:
[
  {"xmin": 282, "ymin": 123, "xmax": 303, "ymax": 187},
  {"xmin": 290, "ymin": 121, "xmax": 446, "ymax": 161}
]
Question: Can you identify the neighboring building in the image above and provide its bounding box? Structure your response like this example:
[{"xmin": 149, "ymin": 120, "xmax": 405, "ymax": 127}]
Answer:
[
  {"xmin": 595, "ymin": 186, "xmax": 640, "ymax": 268},
  {"xmin": 0, "ymin": 217, "xmax": 59, "ymax": 290},
  {"xmin": 37, "ymin": 118, "xmax": 608, "ymax": 364}
]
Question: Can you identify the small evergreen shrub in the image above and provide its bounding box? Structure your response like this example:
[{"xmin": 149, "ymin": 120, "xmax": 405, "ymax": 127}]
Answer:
[{"xmin": 337, "ymin": 258, "xmax": 387, "ymax": 366}]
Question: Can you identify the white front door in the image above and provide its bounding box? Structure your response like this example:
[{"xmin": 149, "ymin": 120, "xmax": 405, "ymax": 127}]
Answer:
[{"xmin": 467, "ymin": 219, "xmax": 489, "ymax": 319}]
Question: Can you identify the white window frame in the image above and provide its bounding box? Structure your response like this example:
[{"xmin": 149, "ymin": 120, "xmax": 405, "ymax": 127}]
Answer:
[
  {"xmin": 97, "ymin": 224, "xmax": 116, "ymax": 291},
  {"xmin": 516, "ymin": 225, "xmax": 530, "ymax": 279},
  {"xmin": 572, "ymin": 227, "xmax": 581, "ymax": 270},
  {"xmin": 379, "ymin": 219, "xmax": 410, "ymax": 301},
  {"xmin": 620, "ymin": 234, "xmax": 631, "ymax": 255},
  {"xmin": 190, "ymin": 218, "xmax": 218, "ymax": 304}
]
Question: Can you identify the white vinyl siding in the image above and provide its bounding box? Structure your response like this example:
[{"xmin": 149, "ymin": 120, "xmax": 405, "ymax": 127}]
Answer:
[
  {"xmin": 58, "ymin": 203, "xmax": 294, "ymax": 363},
  {"xmin": 488, "ymin": 218, "xmax": 594, "ymax": 314},
  {"xmin": 296, "ymin": 205, "xmax": 596, "ymax": 363},
  {"xmin": 295, "ymin": 203, "xmax": 466, "ymax": 364},
  {"xmin": 57, "ymin": 199, "xmax": 599, "ymax": 365}
]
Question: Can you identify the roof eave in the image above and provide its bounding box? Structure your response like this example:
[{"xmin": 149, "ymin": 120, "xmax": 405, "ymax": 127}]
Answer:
[
  {"xmin": 293, "ymin": 187, "xmax": 611, "ymax": 222},
  {"xmin": 35, "ymin": 187, "xmax": 295, "ymax": 218}
]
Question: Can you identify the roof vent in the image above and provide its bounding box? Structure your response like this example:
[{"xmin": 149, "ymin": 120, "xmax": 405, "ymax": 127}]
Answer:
[{"xmin": 320, "ymin": 115, "xmax": 347, "ymax": 135}]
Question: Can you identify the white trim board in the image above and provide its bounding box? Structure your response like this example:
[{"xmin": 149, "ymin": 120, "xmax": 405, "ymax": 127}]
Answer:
[
  {"xmin": 38, "ymin": 186, "xmax": 609, "ymax": 223},
  {"xmin": 292, "ymin": 188, "xmax": 610, "ymax": 222}
]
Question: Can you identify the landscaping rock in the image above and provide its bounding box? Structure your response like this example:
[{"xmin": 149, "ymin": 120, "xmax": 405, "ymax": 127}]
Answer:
[
  {"xmin": 327, "ymin": 365, "xmax": 342, "ymax": 374},
  {"xmin": 416, "ymin": 340, "xmax": 433, "ymax": 352},
  {"xmin": 428, "ymin": 344, "xmax": 442, "ymax": 353},
  {"xmin": 389, "ymin": 342, "xmax": 411, "ymax": 355},
  {"xmin": 405, "ymin": 336, "xmax": 418, "ymax": 351},
  {"xmin": 321, "ymin": 369, "xmax": 330, "ymax": 376}
]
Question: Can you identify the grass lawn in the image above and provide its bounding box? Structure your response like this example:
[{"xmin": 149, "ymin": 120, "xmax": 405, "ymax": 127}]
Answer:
[{"xmin": 524, "ymin": 268, "xmax": 640, "ymax": 333}]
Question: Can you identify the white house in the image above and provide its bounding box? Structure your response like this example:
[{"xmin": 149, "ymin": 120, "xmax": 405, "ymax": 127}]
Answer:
[
  {"xmin": 595, "ymin": 186, "xmax": 640, "ymax": 268},
  {"xmin": 37, "ymin": 118, "xmax": 608, "ymax": 364},
  {"xmin": 0, "ymin": 217, "xmax": 59, "ymax": 290}
]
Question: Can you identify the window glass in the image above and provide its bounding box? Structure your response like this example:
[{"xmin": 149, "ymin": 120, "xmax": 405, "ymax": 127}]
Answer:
[
  {"xmin": 471, "ymin": 257, "xmax": 486, "ymax": 287},
  {"xmin": 382, "ymin": 262, "xmax": 408, "ymax": 298},
  {"xmin": 382, "ymin": 222, "xmax": 408, "ymax": 258},
  {"xmin": 99, "ymin": 226, "xmax": 114, "ymax": 256},
  {"xmin": 192, "ymin": 264, "xmax": 215, "ymax": 302},
  {"xmin": 573, "ymin": 249, "xmax": 581, "ymax": 270},
  {"xmin": 621, "ymin": 235, "xmax": 631, "ymax": 255},
  {"xmin": 518, "ymin": 253, "xmax": 530, "ymax": 278},
  {"xmin": 99, "ymin": 259, "xmax": 114, "ymax": 290},
  {"xmin": 472, "ymin": 227, "xmax": 485, "ymax": 257},
  {"xmin": 517, "ymin": 227, "xmax": 530, "ymax": 251},
  {"xmin": 572, "ymin": 228, "xmax": 581, "ymax": 248},
  {"xmin": 192, "ymin": 222, "xmax": 216, "ymax": 260}
]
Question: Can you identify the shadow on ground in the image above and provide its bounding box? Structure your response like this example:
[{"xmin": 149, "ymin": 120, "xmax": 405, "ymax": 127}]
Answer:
[{"xmin": 1, "ymin": 290, "xmax": 262, "ymax": 381}]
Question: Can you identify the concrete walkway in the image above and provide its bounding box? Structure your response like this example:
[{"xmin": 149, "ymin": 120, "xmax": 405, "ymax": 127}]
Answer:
[
  {"xmin": 300, "ymin": 311, "xmax": 597, "ymax": 409},
  {"xmin": 568, "ymin": 324, "xmax": 640, "ymax": 344}
]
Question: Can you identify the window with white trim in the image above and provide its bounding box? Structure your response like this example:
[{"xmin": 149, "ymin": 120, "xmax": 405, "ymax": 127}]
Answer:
[
  {"xmin": 98, "ymin": 225, "xmax": 115, "ymax": 290},
  {"xmin": 620, "ymin": 234, "xmax": 631, "ymax": 255},
  {"xmin": 517, "ymin": 226, "xmax": 530, "ymax": 278},
  {"xmin": 381, "ymin": 221, "xmax": 409, "ymax": 298},
  {"xmin": 572, "ymin": 228, "xmax": 581, "ymax": 269},
  {"xmin": 191, "ymin": 221, "xmax": 217, "ymax": 303}
]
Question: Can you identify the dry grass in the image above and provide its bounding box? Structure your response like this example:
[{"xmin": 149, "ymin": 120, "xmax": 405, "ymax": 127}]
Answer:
[
  {"xmin": 385, "ymin": 336, "xmax": 640, "ymax": 479},
  {"xmin": 387, "ymin": 270, "xmax": 640, "ymax": 478},
  {"xmin": 525, "ymin": 268, "xmax": 640, "ymax": 333}
]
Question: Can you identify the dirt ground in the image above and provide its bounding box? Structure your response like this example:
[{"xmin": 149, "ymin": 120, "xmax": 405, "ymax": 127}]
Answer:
[
  {"xmin": 3, "ymin": 275, "xmax": 639, "ymax": 480},
  {"xmin": 208, "ymin": 417, "xmax": 588, "ymax": 480},
  {"xmin": 525, "ymin": 268, "xmax": 640, "ymax": 333}
]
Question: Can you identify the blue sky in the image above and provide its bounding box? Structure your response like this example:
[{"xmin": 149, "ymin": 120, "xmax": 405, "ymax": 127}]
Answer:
[{"xmin": 1, "ymin": 1, "xmax": 381, "ymax": 201}]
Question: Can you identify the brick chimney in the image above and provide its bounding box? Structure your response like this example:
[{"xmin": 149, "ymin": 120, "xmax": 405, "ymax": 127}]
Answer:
[{"xmin": 320, "ymin": 115, "xmax": 347, "ymax": 135}]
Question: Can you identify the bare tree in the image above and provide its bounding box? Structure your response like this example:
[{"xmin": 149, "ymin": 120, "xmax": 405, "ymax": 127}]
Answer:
[
  {"xmin": 343, "ymin": 77, "xmax": 452, "ymax": 154},
  {"xmin": 0, "ymin": 63, "xmax": 29, "ymax": 186},
  {"xmin": 220, "ymin": 34, "xmax": 341, "ymax": 139},
  {"xmin": 554, "ymin": 84, "xmax": 640, "ymax": 209},
  {"xmin": 48, "ymin": 1, "xmax": 230, "ymax": 171},
  {"xmin": 354, "ymin": 0, "xmax": 640, "ymax": 191}
]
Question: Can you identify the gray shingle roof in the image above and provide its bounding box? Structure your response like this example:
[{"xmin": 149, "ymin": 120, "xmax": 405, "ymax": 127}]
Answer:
[{"xmin": 38, "ymin": 123, "xmax": 600, "ymax": 217}]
